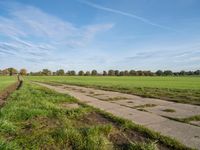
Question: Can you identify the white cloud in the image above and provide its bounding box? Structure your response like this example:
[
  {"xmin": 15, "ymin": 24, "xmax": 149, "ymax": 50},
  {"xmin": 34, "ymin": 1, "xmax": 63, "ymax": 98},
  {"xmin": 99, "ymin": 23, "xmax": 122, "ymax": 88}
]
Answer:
[
  {"xmin": 79, "ymin": 0, "xmax": 175, "ymax": 31},
  {"xmin": 0, "ymin": 2, "xmax": 113, "ymax": 65}
]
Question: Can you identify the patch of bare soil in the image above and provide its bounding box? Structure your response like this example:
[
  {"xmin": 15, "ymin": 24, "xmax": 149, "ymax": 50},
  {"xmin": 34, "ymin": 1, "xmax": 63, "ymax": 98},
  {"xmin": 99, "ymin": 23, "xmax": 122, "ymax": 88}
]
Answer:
[
  {"xmin": 80, "ymin": 112, "xmax": 113, "ymax": 125},
  {"xmin": 79, "ymin": 112, "xmax": 170, "ymax": 150},
  {"xmin": 109, "ymin": 132, "xmax": 130, "ymax": 149},
  {"xmin": 5, "ymin": 116, "xmax": 59, "ymax": 142},
  {"xmin": 0, "ymin": 81, "xmax": 20, "ymax": 108},
  {"xmin": 22, "ymin": 117, "xmax": 60, "ymax": 134},
  {"xmin": 60, "ymin": 103, "xmax": 80, "ymax": 109}
]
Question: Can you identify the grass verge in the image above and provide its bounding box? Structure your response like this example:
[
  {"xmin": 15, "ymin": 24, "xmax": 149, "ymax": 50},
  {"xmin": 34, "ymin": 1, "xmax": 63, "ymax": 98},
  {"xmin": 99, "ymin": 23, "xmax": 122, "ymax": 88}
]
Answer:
[{"xmin": 0, "ymin": 82, "xmax": 193, "ymax": 150}]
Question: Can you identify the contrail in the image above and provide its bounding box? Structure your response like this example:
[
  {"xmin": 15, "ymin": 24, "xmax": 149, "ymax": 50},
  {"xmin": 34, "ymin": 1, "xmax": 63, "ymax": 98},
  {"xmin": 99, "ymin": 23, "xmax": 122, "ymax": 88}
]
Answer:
[{"xmin": 79, "ymin": 0, "xmax": 175, "ymax": 31}]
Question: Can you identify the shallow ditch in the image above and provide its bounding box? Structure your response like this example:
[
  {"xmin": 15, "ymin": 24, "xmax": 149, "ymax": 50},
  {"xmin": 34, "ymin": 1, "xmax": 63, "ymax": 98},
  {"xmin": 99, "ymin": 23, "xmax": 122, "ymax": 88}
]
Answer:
[{"xmin": 0, "ymin": 81, "xmax": 22, "ymax": 107}]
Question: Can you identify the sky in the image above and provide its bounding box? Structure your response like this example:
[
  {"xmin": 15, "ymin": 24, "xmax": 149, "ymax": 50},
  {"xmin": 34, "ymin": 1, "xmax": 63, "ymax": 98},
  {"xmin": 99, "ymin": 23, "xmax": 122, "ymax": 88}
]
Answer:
[{"xmin": 0, "ymin": 0, "xmax": 200, "ymax": 72}]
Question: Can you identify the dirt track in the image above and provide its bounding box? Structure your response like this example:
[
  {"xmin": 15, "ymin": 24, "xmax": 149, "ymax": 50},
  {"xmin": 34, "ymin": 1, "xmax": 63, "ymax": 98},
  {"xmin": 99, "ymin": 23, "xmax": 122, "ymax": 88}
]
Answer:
[{"xmin": 0, "ymin": 81, "xmax": 21, "ymax": 107}]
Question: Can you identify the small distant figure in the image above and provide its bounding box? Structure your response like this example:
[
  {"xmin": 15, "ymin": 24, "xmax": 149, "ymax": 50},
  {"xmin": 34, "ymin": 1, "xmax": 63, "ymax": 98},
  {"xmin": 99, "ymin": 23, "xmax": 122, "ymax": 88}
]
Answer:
[
  {"xmin": 17, "ymin": 74, "xmax": 23, "ymax": 90},
  {"xmin": 17, "ymin": 74, "xmax": 23, "ymax": 82}
]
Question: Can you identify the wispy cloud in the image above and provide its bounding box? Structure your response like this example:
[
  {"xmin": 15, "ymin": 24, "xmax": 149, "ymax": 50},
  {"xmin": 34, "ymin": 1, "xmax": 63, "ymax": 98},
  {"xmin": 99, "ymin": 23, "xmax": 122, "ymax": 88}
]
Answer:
[
  {"xmin": 115, "ymin": 42, "xmax": 200, "ymax": 71},
  {"xmin": 79, "ymin": 0, "xmax": 175, "ymax": 31},
  {"xmin": 0, "ymin": 1, "xmax": 199, "ymax": 71},
  {"xmin": 0, "ymin": 2, "xmax": 113, "ymax": 66}
]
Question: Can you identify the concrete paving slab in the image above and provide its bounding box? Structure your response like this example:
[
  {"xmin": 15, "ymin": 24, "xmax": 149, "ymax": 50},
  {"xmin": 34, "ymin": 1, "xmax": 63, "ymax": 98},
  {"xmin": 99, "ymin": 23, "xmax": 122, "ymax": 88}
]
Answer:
[{"xmin": 34, "ymin": 82, "xmax": 200, "ymax": 150}]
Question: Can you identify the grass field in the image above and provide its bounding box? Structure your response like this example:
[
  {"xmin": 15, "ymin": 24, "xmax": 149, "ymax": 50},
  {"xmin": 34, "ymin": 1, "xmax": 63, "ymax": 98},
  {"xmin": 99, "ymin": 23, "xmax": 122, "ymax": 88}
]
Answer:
[
  {"xmin": 27, "ymin": 76, "xmax": 200, "ymax": 105},
  {"xmin": 0, "ymin": 82, "xmax": 188, "ymax": 150},
  {"xmin": 0, "ymin": 76, "xmax": 17, "ymax": 92}
]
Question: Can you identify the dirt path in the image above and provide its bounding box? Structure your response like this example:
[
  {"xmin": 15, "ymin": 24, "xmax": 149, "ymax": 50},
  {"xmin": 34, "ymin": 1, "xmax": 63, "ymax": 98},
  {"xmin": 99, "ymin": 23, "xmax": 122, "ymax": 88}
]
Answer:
[
  {"xmin": 0, "ymin": 81, "xmax": 21, "ymax": 107},
  {"xmin": 35, "ymin": 82, "xmax": 200, "ymax": 149}
]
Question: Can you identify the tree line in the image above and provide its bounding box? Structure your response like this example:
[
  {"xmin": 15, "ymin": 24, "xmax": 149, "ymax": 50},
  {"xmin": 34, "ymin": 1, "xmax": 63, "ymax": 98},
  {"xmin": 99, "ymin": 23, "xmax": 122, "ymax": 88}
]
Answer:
[
  {"xmin": 0, "ymin": 68, "xmax": 200, "ymax": 76},
  {"xmin": 0, "ymin": 68, "xmax": 27, "ymax": 76}
]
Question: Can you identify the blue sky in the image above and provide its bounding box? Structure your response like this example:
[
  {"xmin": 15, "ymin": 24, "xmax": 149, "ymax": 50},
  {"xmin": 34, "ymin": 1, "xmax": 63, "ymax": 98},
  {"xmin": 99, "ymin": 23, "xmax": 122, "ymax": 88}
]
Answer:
[{"xmin": 0, "ymin": 0, "xmax": 200, "ymax": 72}]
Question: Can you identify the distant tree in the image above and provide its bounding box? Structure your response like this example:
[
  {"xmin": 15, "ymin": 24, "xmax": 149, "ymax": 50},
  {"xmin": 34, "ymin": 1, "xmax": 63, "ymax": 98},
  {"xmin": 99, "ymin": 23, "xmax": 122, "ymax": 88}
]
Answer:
[
  {"xmin": 66, "ymin": 71, "xmax": 70, "ymax": 75},
  {"xmin": 0, "ymin": 70, "xmax": 2, "ymax": 75},
  {"xmin": 143, "ymin": 71, "xmax": 153, "ymax": 76},
  {"xmin": 124, "ymin": 70, "xmax": 129, "ymax": 76},
  {"xmin": 148, "ymin": 71, "xmax": 154, "ymax": 76},
  {"xmin": 179, "ymin": 70, "xmax": 186, "ymax": 76},
  {"xmin": 66, "ymin": 70, "xmax": 76, "ymax": 76},
  {"xmin": 108, "ymin": 70, "xmax": 115, "ymax": 76},
  {"xmin": 42, "ymin": 69, "xmax": 51, "ymax": 76},
  {"xmin": 119, "ymin": 71, "xmax": 125, "ymax": 76},
  {"xmin": 187, "ymin": 71, "xmax": 194, "ymax": 75},
  {"xmin": 156, "ymin": 70, "xmax": 163, "ymax": 76},
  {"xmin": 70, "ymin": 70, "xmax": 76, "ymax": 76},
  {"xmin": 20, "ymin": 69, "xmax": 27, "ymax": 76},
  {"xmin": 29, "ymin": 71, "xmax": 42, "ymax": 76},
  {"xmin": 53, "ymin": 72, "xmax": 56, "ymax": 76},
  {"xmin": 143, "ymin": 71, "xmax": 148, "ymax": 76},
  {"xmin": 85, "ymin": 71, "xmax": 91, "ymax": 76},
  {"xmin": 7, "ymin": 68, "xmax": 18, "ymax": 76},
  {"xmin": 137, "ymin": 70, "xmax": 144, "ymax": 76},
  {"xmin": 163, "ymin": 70, "xmax": 173, "ymax": 76},
  {"xmin": 103, "ymin": 71, "xmax": 107, "ymax": 76},
  {"xmin": 56, "ymin": 69, "xmax": 64, "ymax": 76},
  {"xmin": 114, "ymin": 70, "xmax": 119, "ymax": 76},
  {"xmin": 173, "ymin": 72, "xmax": 179, "ymax": 76},
  {"xmin": 91, "ymin": 70, "xmax": 98, "ymax": 76},
  {"xmin": 78, "ymin": 71, "xmax": 84, "ymax": 76},
  {"xmin": 36, "ymin": 71, "xmax": 42, "ymax": 76},
  {"xmin": 194, "ymin": 70, "xmax": 200, "ymax": 75},
  {"xmin": 129, "ymin": 70, "xmax": 137, "ymax": 76}
]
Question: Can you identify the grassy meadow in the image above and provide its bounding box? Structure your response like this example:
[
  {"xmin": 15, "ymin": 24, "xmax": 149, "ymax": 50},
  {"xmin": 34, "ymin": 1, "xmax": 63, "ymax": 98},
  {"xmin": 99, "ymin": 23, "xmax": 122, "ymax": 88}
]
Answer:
[
  {"xmin": 27, "ymin": 76, "xmax": 200, "ymax": 105},
  {"xmin": 0, "ymin": 76, "xmax": 197, "ymax": 149},
  {"xmin": 0, "ymin": 76, "xmax": 17, "ymax": 92},
  {"xmin": 0, "ymin": 82, "xmax": 188, "ymax": 150}
]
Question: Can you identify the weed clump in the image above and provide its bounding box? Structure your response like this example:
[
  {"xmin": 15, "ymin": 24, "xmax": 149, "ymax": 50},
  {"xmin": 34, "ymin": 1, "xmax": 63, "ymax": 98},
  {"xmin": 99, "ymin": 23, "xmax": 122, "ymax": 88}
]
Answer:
[{"xmin": 162, "ymin": 109, "xmax": 176, "ymax": 113}]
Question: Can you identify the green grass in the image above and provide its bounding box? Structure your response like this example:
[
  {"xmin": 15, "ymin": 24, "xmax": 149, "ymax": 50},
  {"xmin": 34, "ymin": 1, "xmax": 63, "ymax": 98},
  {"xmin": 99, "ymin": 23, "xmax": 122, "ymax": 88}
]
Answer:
[
  {"xmin": 164, "ymin": 115, "xmax": 200, "ymax": 127},
  {"xmin": 0, "ymin": 82, "xmax": 192, "ymax": 149},
  {"xmin": 0, "ymin": 82, "xmax": 165, "ymax": 150},
  {"xmin": 0, "ymin": 76, "xmax": 17, "ymax": 92},
  {"xmin": 27, "ymin": 76, "xmax": 200, "ymax": 105},
  {"xmin": 176, "ymin": 115, "xmax": 200, "ymax": 123}
]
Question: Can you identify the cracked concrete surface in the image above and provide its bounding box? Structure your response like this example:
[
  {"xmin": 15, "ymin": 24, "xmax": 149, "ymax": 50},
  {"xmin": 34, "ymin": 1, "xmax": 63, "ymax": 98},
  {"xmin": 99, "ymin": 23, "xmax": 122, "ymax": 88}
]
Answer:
[{"xmin": 35, "ymin": 82, "xmax": 200, "ymax": 149}]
